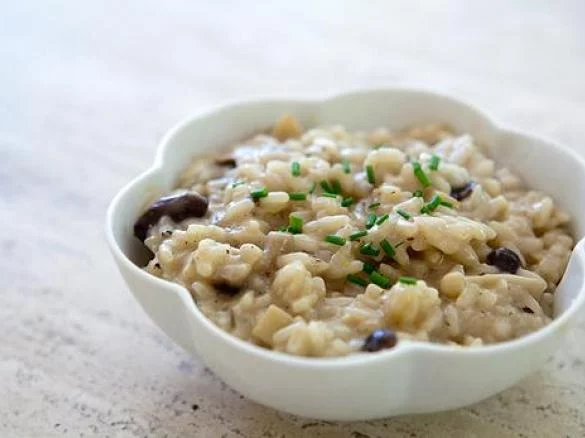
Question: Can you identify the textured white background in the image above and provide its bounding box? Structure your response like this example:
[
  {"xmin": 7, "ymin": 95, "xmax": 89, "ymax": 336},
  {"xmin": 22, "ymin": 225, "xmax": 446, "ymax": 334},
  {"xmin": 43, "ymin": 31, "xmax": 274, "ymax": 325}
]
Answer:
[{"xmin": 2, "ymin": 1, "xmax": 585, "ymax": 437}]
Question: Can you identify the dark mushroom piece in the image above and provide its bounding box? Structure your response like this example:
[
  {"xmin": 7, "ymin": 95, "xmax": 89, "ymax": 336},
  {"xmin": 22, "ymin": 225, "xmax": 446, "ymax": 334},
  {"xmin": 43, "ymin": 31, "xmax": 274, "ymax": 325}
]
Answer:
[
  {"xmin": 362, "ymin": 328, "xmax": 398, "ymax": 352},
  {"xmin": 214, "ymin": 154, "xmax": 237, "ymax": 168},
  {"xmin": 213, "ymin": 282, "xmax": 241, "ymax": 296},
  {"xmin": 486, "ymin": 247, "xmax": 522, "ymax": 274},
  {"xmin": 133, "ymin": 192, "xmax": 208, "ymax": 242},
  {"xmin": 450, "ymin": 181, "xmax": 476, "ymax": 201}
]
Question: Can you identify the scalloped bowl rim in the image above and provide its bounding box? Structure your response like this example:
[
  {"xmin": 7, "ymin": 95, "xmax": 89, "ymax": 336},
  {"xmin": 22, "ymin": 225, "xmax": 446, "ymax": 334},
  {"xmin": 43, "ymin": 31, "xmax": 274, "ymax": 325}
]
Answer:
[{"xmin": 106, "ymin": 87, "xmax": 585, "ymax": 368}]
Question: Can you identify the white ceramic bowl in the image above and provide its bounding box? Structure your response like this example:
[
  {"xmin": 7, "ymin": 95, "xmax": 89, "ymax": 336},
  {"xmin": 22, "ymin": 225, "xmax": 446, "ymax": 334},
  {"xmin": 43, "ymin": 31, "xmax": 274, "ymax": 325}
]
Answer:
[{"xmin": 106, "ymin": 88, "xmax": 585, "ymax": 421}]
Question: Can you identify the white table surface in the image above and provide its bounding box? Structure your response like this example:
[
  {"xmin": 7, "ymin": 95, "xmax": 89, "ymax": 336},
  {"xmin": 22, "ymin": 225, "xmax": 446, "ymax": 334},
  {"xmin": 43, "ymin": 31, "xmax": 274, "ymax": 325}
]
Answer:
[{"xmin": 2, "ymin": 1, "xmax": 585, "ymax": 436}]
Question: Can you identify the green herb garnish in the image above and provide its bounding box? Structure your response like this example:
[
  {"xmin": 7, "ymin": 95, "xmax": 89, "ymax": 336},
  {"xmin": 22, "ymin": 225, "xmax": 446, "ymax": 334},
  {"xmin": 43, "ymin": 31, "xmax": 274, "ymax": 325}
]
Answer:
[
  {"xmin": 331, "ymin": 180, "xmax": 342, "ymax": 195},
  {"xmin": 289, "ymin": 192, "xmax": 307, "ymax": 201},
  {"xmin": 341, "ymin": 197, "xmax": 354, "ymax": 207},
  {"xmin": 368, "ymin": 202, "xmax": 381, "ymax": 210},
  {"xmin": 398, "ymin": 276, "xmax": 417, "ymax": 285},
  {"xmin": 429, "ymin": 154, "xmax": 441, "ymax": 171},
  {"xmin": 349, "ymin": 230, "xmax": 368, "ymax": 241},
  {"xmin": 421, "ymin": 194, "xmax": 442, "ymax": 214},
  {"xmin": 288, "ymin": 215, "xmax": 303, "ymax": 234},
  {"xmin": 291, "ymin": 161, "xmax": 301, "ymax": 176},
  {"xmin": 362, "ymin": 261, "xmax": 376, "ymax": 274},
  {"xmin": 365, "ymin": 213, "xmax": 377, "ymax": 229},
  {"xmin": 341, "ymin": 159, "xmax": 351, "ymax": 174},
  {"xmin": 250, "ymin": 187, "xmax": 268, "ymax": 199},
  {"xmin": 412, "ymin": 161, "xmax": 431, "ymax": 188},
  {"xmin": 324, "ymin": 235, "xmax": 346, "ymax": 246},
  {"xmin": 366, "ymin": 165, "xmax": 376, "ymax": 184},
  {"xmin": 396, "ymin": 208, "xmax": 412, "ymax": 220},
  {"xmin": 369, "ymin": 271, "xmax": 391, "ymax": 288},
  {"xmin": 308, "ymin": 182, "xmax": 316, "ymax": 194},
  {"xmin": 321, "ymin": 193, "xmax": 338, "ymax": 199},
  {"xmin": 413, "ymin": 189, "xmax": 424, "ymax": 198},
  {"xmin": 320, "ymin": 180, "xmax": 333, "ymax": 193},
  {"xmin": 347, "ymin": 274, "xmax": 368, "ymax": 287},
  {"xmin": 360, "ymin": 242, "xmax": 380, "ymax": 257},
  {"xmin": 376, "ymin": 214, "xmax": 389, "ymax": 225},
  {"xmin": 380, "ymin": 239, "xmax": 395, "ymax": 258}
]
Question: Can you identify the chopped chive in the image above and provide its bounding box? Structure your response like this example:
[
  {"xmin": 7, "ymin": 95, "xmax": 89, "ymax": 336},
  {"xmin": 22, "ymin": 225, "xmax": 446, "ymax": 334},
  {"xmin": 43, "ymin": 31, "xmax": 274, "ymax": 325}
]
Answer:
[
  {"xmin": 325, "ymin": 235, "xmax": 346, "ymax": 246},
  {"xmin": 369, "ymin": 271, "xmax": 391, "ymax": 288},
  {"xmin": 349, "ymin": 230, "xmax": 368, "ymax": 241},
  {"xmin": 250, "ymin": 187, "xmax": 268, "ymax": 199},
  {"xmin": 440, "ymin": 200, "xmax": 454, "ymax": 208},
  {"xmin": 362, "ymin": 261, "xmax": 376, "ymax": 274},
  {"xmin": 413, "ymin": 189, "xmax": 424, "ymax": 198},
  {"xmin": 289, "ymin": 192, "xmax": 307, "ymax": 201},
  {"xmin": 395, "ymin": 241, "xmax": 405, "ymax": 248},
  {"xmin": 308, "ymin": 182, "xmax": 316, "ymax": 194},
  {"xmin": 291, "ymin": 161, "xmax": 301, "ymax": 176},
  {"xmin": 331, "ymin": 179, "xmax": 342, "ymax": 195},
  {"xmin": 341, "ymin": 197, "xmax": 354, "ymax": 207},
  {"xmin": 368, "ymin": 202, "xmax": 381, "ymax": 210},
  {"xmin": 429, "ymin": 154, "xmax": 441, "ymax": 171},
  {"xmin": 341, "ymin": 159, "xmax": 351, "ymax": 174},
  {"xmin": 360, "ymin": 242, "xmax": 380, "ymax": 257},
  {"xmin": 365, "ymin": 213, "xmax": 377, "ymax": 229},
  {"xmin": 366, "ymin": 165, "xmax": 376, "ymax": 184},
  {"xmin": 321, "ymin": 192, "xmax": 338, "ymax": 199},
  {"xmin": 398, "ymin": 276, "xmax": 417, "ymax": 285},
  {"xmin": 347, "ymin": 274, "xmax": 368, "ymax": 287},
  {"xmin": 412, "ymin": 161, "xmax": 431, "ymax": 188},
  {"xmin": 396, "ymin": 208, "xmax": 412, "ymax": 220},
  {"xmin": 288, "ymin": 215, "xmax": 303, "ymax": 234},
  {"xmin": 320, "ymin": 180, "xmax": 333, "ymax": 193},
  {"xmin": 421, "ymin": 194, "xmax": 443, "ymax": 214},
  {"xmin": 376, "ymin": 214, "xmax": 389, "ymax": 225},
  {"xmin": 278, "ymin": 225, "xmax": 288, "ymax": 232},
  {"xmin": 380, "ymin": 239, "xmax": 395, "ymax": 258}
]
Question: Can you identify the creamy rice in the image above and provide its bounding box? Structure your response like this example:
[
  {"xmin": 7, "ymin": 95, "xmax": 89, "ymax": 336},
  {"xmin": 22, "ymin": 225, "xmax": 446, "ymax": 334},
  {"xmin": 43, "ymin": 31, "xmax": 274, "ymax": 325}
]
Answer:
[{"xmin": 135, "ymin": 115, "xmax": 573, "ymax": 357}]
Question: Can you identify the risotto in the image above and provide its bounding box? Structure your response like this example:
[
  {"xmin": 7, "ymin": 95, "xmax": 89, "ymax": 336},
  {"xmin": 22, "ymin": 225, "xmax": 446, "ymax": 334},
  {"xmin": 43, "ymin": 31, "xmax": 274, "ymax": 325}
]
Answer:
[{"xmin": 134, "ymin": 115, "xmax": 573, "ymax": 357}]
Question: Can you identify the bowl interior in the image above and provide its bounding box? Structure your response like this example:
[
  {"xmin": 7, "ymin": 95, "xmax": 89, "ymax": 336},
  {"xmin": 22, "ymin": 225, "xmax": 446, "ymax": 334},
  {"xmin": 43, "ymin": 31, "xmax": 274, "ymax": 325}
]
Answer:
[{"xmin": 110, "ymin": 89, "xmax": 585, "ymax": 319}]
